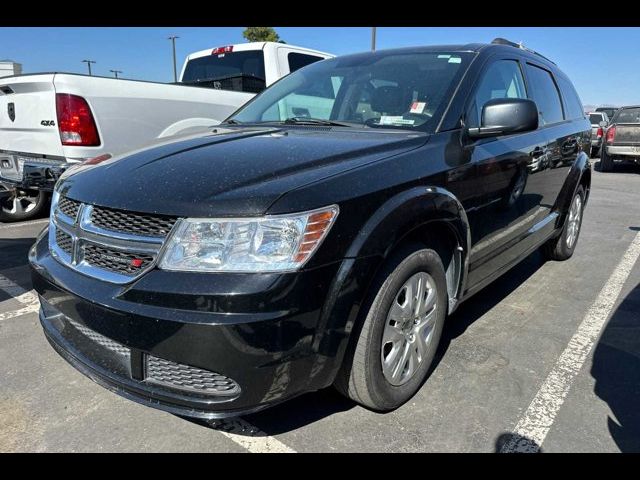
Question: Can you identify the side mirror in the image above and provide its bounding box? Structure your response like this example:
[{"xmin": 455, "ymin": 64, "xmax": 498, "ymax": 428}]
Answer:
[
  {"xmin": 599, "ymin": 120, "xmax": 607, "ymax": 128},
  {"xmin": 467, "ymin": 98, "xmax": 539, "ymax": 139}
]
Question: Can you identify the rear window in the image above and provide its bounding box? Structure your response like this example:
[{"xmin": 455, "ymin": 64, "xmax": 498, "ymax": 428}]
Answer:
[
  {"xmin": 181, "ymin": 50, "xmax": 266, "ymax": 93},
  {"xmin": 525, "ymin": 64, "xmax": 564, "ymax": 125},
  {"xmin": 612, "ymin": 108, "xmax": 640, "ymax": 124},
  {"xmin": 589, "ymin": 113, "xmax": 603, "ymax": 125},
  {"xmin": 288, "ymin": 53, "xmax": 324, "ymax": 73}
]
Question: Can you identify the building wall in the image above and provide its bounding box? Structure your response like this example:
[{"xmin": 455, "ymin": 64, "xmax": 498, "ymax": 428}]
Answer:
[{"xmin": 0, "ymin": 62, "xmax": 22, "ymax": 78}]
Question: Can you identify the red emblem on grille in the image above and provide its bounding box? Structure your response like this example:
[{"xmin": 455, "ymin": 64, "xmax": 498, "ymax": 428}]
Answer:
[{"xmin": 130, "ymin": 258, "xmax": 144, "ymax": 268}]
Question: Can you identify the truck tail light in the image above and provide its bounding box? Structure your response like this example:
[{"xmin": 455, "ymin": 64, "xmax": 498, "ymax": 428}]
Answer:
[
  {"xmin": 606, "ymin": 126, "xmax": 616, "ymax": 143},
  {"xmin": 211, "ymin": 46, "xmax": 234, "ymax": 55},
  {"xmin": 596, "ymin": 127, "xmax": 603, "ymax": 139},
  {"xmin": 56, "ymin": 93, "xmax": 101, "ymax": 146}
]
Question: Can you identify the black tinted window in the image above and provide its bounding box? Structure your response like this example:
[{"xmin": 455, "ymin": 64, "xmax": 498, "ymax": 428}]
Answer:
[
  {"xmin": 288, "ymin": 53, "xmax": 324, "ymax": 73},
  {"xmin": 467, "ymin": 60, "xmax": 527, "ymax": 128},
  {"xmin": 525, "ymin": 64, "xmax": 564, "ymax": 125},
  {"xmin": 181, "ymin": 51, "xmax": 266, "ymax": 93},
  {"xmin": 589, "ymin": 114, "xmax": 603, "ymax": 125},
  {"xmin": 556, "ymin": 75, "xmax": 584, "ymax": 120}
]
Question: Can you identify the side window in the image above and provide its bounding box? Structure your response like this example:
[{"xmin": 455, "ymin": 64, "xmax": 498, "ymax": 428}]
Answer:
[
  {"xmin": 467, "ymin": 60, "xmax": 527, "ymax": 128},
  {"xmin": 288, "ymin": 53, "xmax": 324, "ymax": 73},
  {"xmin": 556, "ymin": 75, "xmax": 585, "ymax": 120},
  {"xmin": 525, "ymin": 64, "xmax": 564, "ymax": 125}
]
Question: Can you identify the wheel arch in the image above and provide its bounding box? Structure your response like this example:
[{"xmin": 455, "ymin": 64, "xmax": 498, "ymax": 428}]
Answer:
[{"xmin": 314, "ymin": 186, "xmax": 471, "ymax": 372}]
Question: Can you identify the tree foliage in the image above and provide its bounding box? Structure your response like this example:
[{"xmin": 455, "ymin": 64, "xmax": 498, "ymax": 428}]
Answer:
[{"xmin": 242, "ymin": 27, "xmax": 281, "ymax": 43}]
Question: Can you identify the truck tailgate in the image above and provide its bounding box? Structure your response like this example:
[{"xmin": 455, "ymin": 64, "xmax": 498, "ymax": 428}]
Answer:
[
  {"xmin": 613, "ymin": 124, "xmax": 640, "ymax": 144},
  {"xmin": 0, "ymin": 74, "xmax": 64, "ymax": 157}
]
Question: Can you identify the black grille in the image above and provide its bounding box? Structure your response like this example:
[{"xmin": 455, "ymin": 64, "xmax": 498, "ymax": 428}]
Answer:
[
  {"xmin": 83, "ymin": 244, "xmax": 154, "ymax": 276},
  {"xmin": 67, "ymin": 318, "xmax": 130, "ymax": 358},
  {"xmin": 55, "ymin": 229, "xmax": 73, "ymax": 255},
  {"xmin": 146, "ymin": 355, "xmax": 240, "ymax": 396},
  {"xmin": 58, "ymin": 196, "xmax": 80, "ymax": 219},
  {"xmin": 90, "ymin": 206, "xmax": 177, "ymax": 238}
]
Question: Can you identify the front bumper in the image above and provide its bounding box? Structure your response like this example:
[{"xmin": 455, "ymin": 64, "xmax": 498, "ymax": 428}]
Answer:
[{"xmin": 30, "ymin": 229, "xmax": 369, "ymax": 418}]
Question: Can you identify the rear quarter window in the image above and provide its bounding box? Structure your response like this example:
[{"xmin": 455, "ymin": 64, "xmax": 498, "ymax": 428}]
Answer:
[{"xmin": 556, "ymin": 75, "xmax": 585, "ymax": 120}]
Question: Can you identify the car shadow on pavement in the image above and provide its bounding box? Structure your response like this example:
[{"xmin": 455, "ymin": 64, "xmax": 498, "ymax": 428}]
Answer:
[
  {"xmin": 183, "ymin": 250, "xmax": 547, "ymax": 437},
  {"xmin": 590, "ymin": 282, "xmax": 640, "ymax": 452},
  {"xmin": 0, "ymin": 237, "xmax": 38, "ymax": 271},
  {"xmin": 595, "ymin": 160, "xmax": 640, "ymax": 174}
]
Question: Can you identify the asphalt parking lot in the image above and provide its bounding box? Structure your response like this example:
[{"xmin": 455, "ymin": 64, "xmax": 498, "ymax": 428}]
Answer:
[{"xmin": 1, "ymin": 161, "xmax": 639, "ymax": 453}]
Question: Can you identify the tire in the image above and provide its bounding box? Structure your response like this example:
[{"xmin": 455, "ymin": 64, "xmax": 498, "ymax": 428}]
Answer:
[
  {"xmin": 599, "ymin": 148, "xmax": 614, "ymax": 172},
  {"xmin": 0, "ymin": 188, "xmax": 49, "ymax": 222},
  {"xmin": 542, "ymin": 186, "xmax": 585, "ymax": 261},
  {"xmin": 334, "ymin": 243, "xmax": 448, "ymax": 411}
]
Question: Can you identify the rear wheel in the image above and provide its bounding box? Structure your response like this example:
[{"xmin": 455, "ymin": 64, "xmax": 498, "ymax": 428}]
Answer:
[
  {"xmin": 542, "ymin": 186, "xmax": 585, "ymax": 261},
  {"xmin": 334, "ymin": 243, "xmax": 447, "ymax": 411},
  {"xmin": 0, "ymin": 187, "xmax": 48, "ymax": 222},
  {"xmin": 599, "ymin": 148, "xmax": 614, "ymax": 172}
]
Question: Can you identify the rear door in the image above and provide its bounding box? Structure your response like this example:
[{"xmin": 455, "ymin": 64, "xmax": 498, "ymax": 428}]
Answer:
[{"xmin": 525, "ymin": 63, "xmax": 588, "ymax": 214}]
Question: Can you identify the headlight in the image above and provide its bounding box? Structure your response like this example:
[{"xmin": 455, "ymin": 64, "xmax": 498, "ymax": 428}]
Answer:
[{"xmin": 158, "ymin": 205, "xmax": 339, "ymax": 272}]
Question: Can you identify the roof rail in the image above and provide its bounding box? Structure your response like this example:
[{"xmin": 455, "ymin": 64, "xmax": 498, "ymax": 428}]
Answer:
[{"xmin": 491, "ymin": 37, "xmax": 556, "ymax": 65}]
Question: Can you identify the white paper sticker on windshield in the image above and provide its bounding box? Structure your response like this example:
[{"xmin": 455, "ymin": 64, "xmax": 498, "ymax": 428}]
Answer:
[
  {"xmin": 448, "ymin": 56, "xmax": 461, "ymax": 64},
  {"xmin": 380, "ymin": 116, "xmax": 415, "ymax": 126},
  {"xmin": 437, "ymin": 54, "xmax": 451, "ymax": 59},
  {"xmin": 410, "ymin": 102, "xmax": 426, "ymax": 114}
]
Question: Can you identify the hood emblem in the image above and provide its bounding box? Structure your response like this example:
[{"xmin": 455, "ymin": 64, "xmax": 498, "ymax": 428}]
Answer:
[{"xmin": 7, "ymin": 102, "xmax": 15, "ymax": 122}]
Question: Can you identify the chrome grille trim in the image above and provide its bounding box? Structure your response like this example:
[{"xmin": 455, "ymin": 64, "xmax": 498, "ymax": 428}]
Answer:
[{"xmin": 49, "ymin": 193, "xmax": 178, "ymax": 284}]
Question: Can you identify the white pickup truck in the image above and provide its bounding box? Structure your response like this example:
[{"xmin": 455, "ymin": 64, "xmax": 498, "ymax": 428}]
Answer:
[{"xmin": 0, "ymin": 41, "xmax": 332, "ymax": 221}]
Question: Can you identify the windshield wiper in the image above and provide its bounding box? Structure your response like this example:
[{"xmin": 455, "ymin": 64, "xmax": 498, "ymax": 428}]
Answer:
[
  {"xmin": 283, "ymin": 117, "xmax": 356, "ymax": 127},
  {"xmin": 220, "ymin": 119, "xmax": 242, "ymax": 125}
]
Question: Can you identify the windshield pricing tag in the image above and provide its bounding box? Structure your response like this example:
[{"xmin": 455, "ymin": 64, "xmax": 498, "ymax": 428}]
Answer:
[
  {"xmin": 410, "ymin": 102, "xmax": 426, "ymax": 114},
  {"xmin": 380, "ymin": 116, "xmax": 415, "ymax": 126}
]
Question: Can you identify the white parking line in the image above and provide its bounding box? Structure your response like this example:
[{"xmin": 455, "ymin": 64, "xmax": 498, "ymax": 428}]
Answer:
[
  {"xmin": 0, "ymin": 219, "xmax": 48, "ymax": 229},
  {"xmin": 0, "ymin": 274, "xmax": 38, "ymax": 305},
  {"xmin": 0, "ymin": 273, "xmax": 39, "ymax": 322},
  {"xmin": 209, "ymin": 418, "xmax": 296, "ymax": 453},
  {"xmin": 501, "ymin": 231, "xmax": 640, "ymax": 453},
  {"xmin": 0, "ymin": 303, "xmax": 40, "ymax": 321}
]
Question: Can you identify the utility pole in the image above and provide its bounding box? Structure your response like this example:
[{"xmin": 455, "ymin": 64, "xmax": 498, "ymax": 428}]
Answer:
[
  {"xmin": 82, "ymin": 59, "xmax": 96, "ymax": 76},
  {"xmin": 110, "ymin": 69, "xmax": 123, "ymax": 79},
  {"xmin": 371, "ymin": 27, "xmax": 377, "ymax": 51},
  {"xmin": 168, "ymin": 35, "xmax": 179, "ymax": 83}
]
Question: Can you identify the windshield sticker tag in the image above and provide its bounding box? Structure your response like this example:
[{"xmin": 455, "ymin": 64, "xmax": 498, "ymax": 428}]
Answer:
[
  {"xmin": 218, "ymin": 54, "xmax": 226, "ymax": 58},
  {"xmin": 380, "ymin": 116, "xmax": 416, "ymax": 126},
  {"xmin": 437, "ymin": 54, "xmax": 451, "ymax": 59},
  {"xmin": 448, "ymin": 57, "xmax": 462, "ymax": 64},
  {"xmin": 410, "ymin": 102, "xmax": 427, "ymax": 114}
]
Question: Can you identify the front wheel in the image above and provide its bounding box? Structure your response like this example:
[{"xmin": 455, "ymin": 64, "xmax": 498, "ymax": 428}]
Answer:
[
  {"xmin": 542, "ymin": 186, "xmax": 585, "ymax": 261},
  {"xmin": 334, "ymin": 243, "xmax": 448, "ymax": 411},
  {"xmin": 0, "ymin": 188, "xmax": 49, "ymax": 222}
]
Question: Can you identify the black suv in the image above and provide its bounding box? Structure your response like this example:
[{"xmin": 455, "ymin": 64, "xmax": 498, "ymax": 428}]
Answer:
[{"xmin": 30, "ymin": 39, "xmax": 591, "ymax": 418}]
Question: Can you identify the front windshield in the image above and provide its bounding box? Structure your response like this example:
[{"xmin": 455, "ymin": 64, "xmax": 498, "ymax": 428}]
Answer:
[{"xmin": 230, "ymin": 51, "xmax": 474, "ymax": 132}]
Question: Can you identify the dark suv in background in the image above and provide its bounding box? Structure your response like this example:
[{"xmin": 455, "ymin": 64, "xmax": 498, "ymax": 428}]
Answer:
[{"xmin": 30, "ymin": 38, "xmax": 591, "ymax": 418}]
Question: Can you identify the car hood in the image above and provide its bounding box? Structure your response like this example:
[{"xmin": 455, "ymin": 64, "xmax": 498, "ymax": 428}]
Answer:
[{"xmin": 58, "ymin": 126, "xmax": 428, "ymax": 217}]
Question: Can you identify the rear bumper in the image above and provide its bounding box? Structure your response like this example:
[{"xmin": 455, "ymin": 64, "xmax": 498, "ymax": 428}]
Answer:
[
  {"xmin": 605, "ymin": 145, "xmax": 640, "ymax": 157},
  {"xmin": 0, "ymin": 163, "xmax": 67, "ymax": 192}
]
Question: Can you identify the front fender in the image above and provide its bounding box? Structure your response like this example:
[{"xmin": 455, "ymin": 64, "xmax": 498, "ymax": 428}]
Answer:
[{"xmin": 313, "ymin": 187, "xmax": 471, "ymax": 385}]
